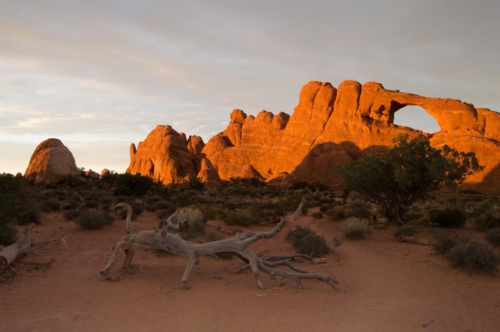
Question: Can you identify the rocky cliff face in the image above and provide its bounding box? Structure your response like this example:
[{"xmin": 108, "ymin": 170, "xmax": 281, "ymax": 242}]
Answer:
[
  {"xmin": 24, "ymin": 138, "xmax": 78, "ymax": 185},
  {"xmin": 128, "ymin": 80, "xmax": 500, "ymax": 194},
  {"xmin": 126, "ymin": 125, "xmax": 220, "ymax": 187}
]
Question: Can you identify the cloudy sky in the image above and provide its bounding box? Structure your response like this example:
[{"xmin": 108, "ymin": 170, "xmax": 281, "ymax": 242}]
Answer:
[{"xmin": 1, "ymin": 0, "xmax": 499, "ymax": 174}]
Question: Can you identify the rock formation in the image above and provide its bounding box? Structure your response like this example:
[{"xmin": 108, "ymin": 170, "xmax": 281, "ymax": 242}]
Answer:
[
  {"xmin": 127, "ymin": 80, "xmax": 500, "ymax": 194},
  {"xmin": 127, "ymin": 125, "xmax": 220, "ymax": 187},
  {"xmin": 24, "ymin": 138, "xmax": 77, "ymax": 185}
]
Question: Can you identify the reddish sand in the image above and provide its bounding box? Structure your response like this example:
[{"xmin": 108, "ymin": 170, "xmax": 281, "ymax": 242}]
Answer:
[{"xmin": 1, "ymin": 210, "xmax": 499, "ymax": 332}]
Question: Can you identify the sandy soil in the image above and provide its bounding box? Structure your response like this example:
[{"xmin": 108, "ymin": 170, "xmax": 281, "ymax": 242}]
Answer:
[{"xmin": 1, "ymin": 209, "xmax": 499, "ymax": 332}]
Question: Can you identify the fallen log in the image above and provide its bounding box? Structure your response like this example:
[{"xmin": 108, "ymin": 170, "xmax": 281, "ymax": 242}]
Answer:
[
  {"xmin": 0, "ymin": 223, "xmax": 38, "ymax": 279},
  {"xmin": 101, "ymin": 199, "xmax": 338, "ymax": 290}
]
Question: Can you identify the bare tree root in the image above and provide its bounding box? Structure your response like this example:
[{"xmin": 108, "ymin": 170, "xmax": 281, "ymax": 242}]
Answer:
[{"xmin": 101, "ymin": 199, "xmax": 338, "ymax": 290}]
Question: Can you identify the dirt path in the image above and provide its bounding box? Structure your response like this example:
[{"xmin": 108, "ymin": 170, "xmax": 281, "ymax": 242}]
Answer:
[{"xmin": 1, "ymin": 211, "xmax": 499, "ymax": 332}]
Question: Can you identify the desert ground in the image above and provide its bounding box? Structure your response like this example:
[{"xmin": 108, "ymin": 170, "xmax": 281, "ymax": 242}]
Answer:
[{"xmin": 1, "ymin": 208, "xmax": 499, "ymax": 332}]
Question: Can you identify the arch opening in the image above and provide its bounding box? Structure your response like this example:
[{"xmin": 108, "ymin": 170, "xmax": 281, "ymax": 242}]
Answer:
[{"xmin": 393, "ymin": 105, "xmax": 440, "ymax": 134}]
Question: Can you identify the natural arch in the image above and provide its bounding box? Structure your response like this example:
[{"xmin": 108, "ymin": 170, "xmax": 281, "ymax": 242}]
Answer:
[{"xmin": 392, "ymin": 105, "xmax": 440, "ymax": 133}]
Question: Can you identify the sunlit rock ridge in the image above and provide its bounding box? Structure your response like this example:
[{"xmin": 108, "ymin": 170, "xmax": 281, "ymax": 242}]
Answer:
[{"xmin": 127, "ymin": 80, "xmax": 500, "ymax": 194}]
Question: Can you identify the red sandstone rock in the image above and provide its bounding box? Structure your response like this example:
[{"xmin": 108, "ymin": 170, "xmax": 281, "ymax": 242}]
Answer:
[
  {"xmin": 24, "ymin": 138, "xmax": 77, "ymax": 185},
  {"xmin": 127, "ymin": 80, "xmax": 500, "ymax": 194}
]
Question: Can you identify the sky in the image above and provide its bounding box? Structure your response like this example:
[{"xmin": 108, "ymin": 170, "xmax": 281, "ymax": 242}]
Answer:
[{"xmin": 1, "ymin": 0, "xmax": 499, "ymax": 174}]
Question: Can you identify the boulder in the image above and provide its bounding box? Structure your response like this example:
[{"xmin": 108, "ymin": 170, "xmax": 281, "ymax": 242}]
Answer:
[{"xmin": 24, "ymin": 138, "xmax": 77, "ymax": 185}]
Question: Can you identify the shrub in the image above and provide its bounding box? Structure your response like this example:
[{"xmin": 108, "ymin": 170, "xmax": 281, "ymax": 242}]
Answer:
[
  {"xmin": 445, "ymin": 241, "xmax": 499, "ymax": 274},
  {"xmin": 129, "ymin": 200, "xmax": 145, "ymax": 215},
  {"xmin": 312, "ymin": 211, "xmax": 323, "ymax": 219},
  {"xmin": 430, "ymin": 208, "xmax": 467, "ymax": 228},
  {"xmin": 432, "ymin": 231, "xmax": 458, "ymax": 255},
  {"xmin": 157, "ymin": 207, "xmax": 177, "ymax": 220},
  {"xmin": 188, "ymin": 177, "xmax": 204, "ymax": 191},
  {"xmin": 16, "ymin": 207, "xmax": 41, "ymax": 225},
  {"xmin": 279, "ymin": 194, "xmax": 308, "ymax": 213},
  {"xmin": 393, "ymin": 225, "xmax": 418, "ymax": 238},
  {"xmin": 474, "ymin": 213, "xmax": 500, "ymax": 231},
  {"xmin": 74, "ymin": 210, "xmax": 114, "ymax": 229},
  {"xmin": 0, "ymin": 223, "xmax": 17, "ymax": 246},
  {"xmin": 171, "ymin": 207, "xmax": 205, "ymax": 239},
  {"xmin": 113, "ymin": 173, "xmax": 156, "ymax": 196},
  {"xmin": 219, "ymin": 207, "xmax": 262, "ymax": 226},
  {"xmin": 325, "ymin": 205, "xmax": 346, "ymax": 220},
  {"xmin": 285, "ymin": 226, "xmax": 331, "ymax": 257},
  {"xmin": 64, "ymin": 209, "xmax": 82, "ymax": 221},
  {"xmin": 40, "ymin": 199, "xmax": 61, "ymax": 212},
  {"xmin": 171, "ymin": 194, "xmax": 191, "ymax": 208},
  {"xmin": 84, "ymin": 200, "xmax": 99, "ymax": 208},
  {"xmin": 155, "ymin": 200, "xmax": 171, "ymax": 210},
  {"xmin": 341, "ymin": 217, "xmax": 372, "ymax": 239},
  {"xmin": 485, "ymin": 228, "xmax": 500, "ymax": 246},
  {"xmin": 61, "ymin": 200, "xmax": 80, "ymax": 210}
]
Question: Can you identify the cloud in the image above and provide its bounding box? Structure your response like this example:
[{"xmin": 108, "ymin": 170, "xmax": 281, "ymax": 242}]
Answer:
[{"xmin": 0, "ymin": 0, "xmax": 499, "ymax": 173}]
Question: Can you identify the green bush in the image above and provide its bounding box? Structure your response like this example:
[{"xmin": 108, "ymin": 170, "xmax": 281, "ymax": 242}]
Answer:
[
  {"xmin": 40, "ymin": 199, "xmax": 61, "ymax": 212},
  {"xmin": 445, "ymin": 241, "xmax": 499, "ymax": 274},
  {"xmin": 393, "ymin": 225, "xmax": 418, "ymax": 238},
  {"xmin": 171, "ymin": 194, "xmax": 191, "ymax": 208},
  {"xmin": 155, "ymin": 200, "xmax": 171, "ymax": 210},
  {"xmin": 432, "ymin": 232, "xmax": 459, "ymax": 255},
  {"xmin": 341, "ymin": 217, "xmax": 372, "ymax": 239},
  {"xmin": 74, "ymin": 211, "xmax": 114, "ymax": 229},
  {"xmin": 285, "ymin": 226, "xmax": 331, "ymax": 257},
  {"xmin": 64, "ymin": 209, "xmax": 82, "ymax": 221},
  {"xmin": 485, "ymin": 228, "xmax": 500, "ymax": 246},
  {"xmin": 430, "ymin": 208, "xmax": 467, "ymax": 228}
]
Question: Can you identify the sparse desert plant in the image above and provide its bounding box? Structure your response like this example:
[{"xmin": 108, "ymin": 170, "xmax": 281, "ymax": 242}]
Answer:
[
  {"xmin": 430, "ymin": 208, "xmax": 467, "ymax": 228},
  {"xmin": 219, "ymin": 207, "xmax": 262, "ymax": 227},
  {"xmin": 84, "ymin": 200, "xmax": 99, "ymax": 208},
  {"xmin": 0, "ymin": 222, "xmax": 17, "ymax": 246},
  {"xmin": 393, "ymin": 225, "xmax": 418, "ymax": 238},
  {"xmin": 341, "ymin": 217, "xmax": 372, "ymax": 239},
  {"xmin": 64, "ymin": 209, "xmax": 82, "ymax": 221},
  {"xmin": 40, "ymin": 199, "xmax": 61, "ymax": 212},
  {"xmin": 61, "ymin": 200, "xmax": 80, "ymax": 210},
  {"xmin": 155, "ymin": 200, "xmax": 171, "ymax": 210},
  {"xmin": 474, "ymin": 213, "xmax": 500, "ymax": 231},
  {"xmin": 312, "ymin": 211, "xmax": 323, "ymax": 219},
  {"xmin": 188, "ymin": 176, "xmax": 204, "ymax": 191},
  {"xmin": 16, "ymin": 206, "xmax": 41, "ymax": 225},
  {"xmin": 74, "ymin": 210, "xmax": 114, "ymax": 229},
  {"xmin": 170, "ymin": 207, "xmax": 205, "ymax": 239},
  {"xmin": 432, "ymin": 231, "xmax": 459, "ymax": 255},
  {"xmin": 280, "ymin": 194, "xmax": 308, "ymax": 213},
  {"xmin": 171, "ymin": 193, "xmax": 191, "ymax": 208},
  {"xmin": 445, "ymin": 240, "xmax": 499, "ymax": 274},
  {"xmin": 285, "ymin": 226, "xmax": 331, "ymax": 257},
  {"xmin": 485, "ymin": 228, "xmax": 500, "ymax": 246},
  {"xmin": 286, "ymin": 226, "xmax": 332, "ymax": 257},
  {"xmin": 325, "ymin": 205, "xmax": 346, "ymax": 220}
]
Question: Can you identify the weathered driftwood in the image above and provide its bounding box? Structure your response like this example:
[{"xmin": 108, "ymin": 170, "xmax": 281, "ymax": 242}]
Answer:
[
  {"xmin": 0, "ymin": 223, "xmax": 38, "ymax": 279},
  {"xmin": 101, "ymin": 200, "xmax": 338, "ymax": 290}
]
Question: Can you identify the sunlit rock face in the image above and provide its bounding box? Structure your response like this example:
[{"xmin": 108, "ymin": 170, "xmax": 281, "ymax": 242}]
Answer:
[
  {"xmin": 126, "ymin": 125, "xmax": 220, "ymax": 187},
  {"xmin": 129, "ymin": 80, "xmax": 500, "ymax": 194},
  {"xmin": 24, "ymin": 138, "xmax": 77, "ymax": 185}
]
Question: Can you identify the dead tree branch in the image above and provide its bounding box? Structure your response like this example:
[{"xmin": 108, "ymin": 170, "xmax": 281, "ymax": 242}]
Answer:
[
  {"xmin": 101, "ymin": 199, "xmax": 338, "ymax": 290},
  {"xmin": 0, "ymin": 223, "xmax": 38, "ymax": 280}
]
